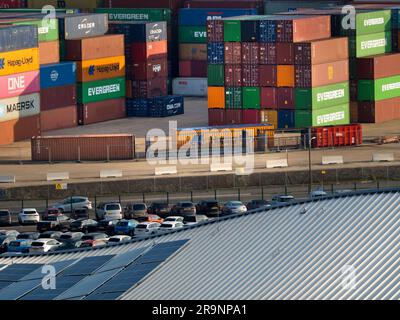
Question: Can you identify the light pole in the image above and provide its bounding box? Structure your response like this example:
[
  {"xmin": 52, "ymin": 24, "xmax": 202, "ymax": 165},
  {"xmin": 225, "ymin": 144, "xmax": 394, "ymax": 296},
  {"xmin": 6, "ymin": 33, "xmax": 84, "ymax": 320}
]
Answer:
[{"xmin": 308, "ymin": 128, "xmax": 317, "ymax": 194}]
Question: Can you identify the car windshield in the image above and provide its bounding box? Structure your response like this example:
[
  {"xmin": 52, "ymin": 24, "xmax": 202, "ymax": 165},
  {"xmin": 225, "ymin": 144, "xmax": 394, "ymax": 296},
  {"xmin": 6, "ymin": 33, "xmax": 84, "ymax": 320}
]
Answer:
[
  {"xmin": 280, "ymin": 197, "xmax": 294, "ymax": 202},
  {"xmin": 59, "ymin": 234, "xmax": 72, "ymax": 240},
  {"xmin": 207, "ymin": 202, "xmax": 218, "ymax": 207},
  {"xmin": 181, "ymin": 203, "xmax": 193, "ymax": 208},
  {"xmin": 81, "ymin": 235, "xmax": 95, "ymax": 241},
  {"xmin": 108, "ymin": 238, "xmax": 120, "ymax": 243},
  {"xmin": 46, "ymin": 216, "xmax": 58, "ymax": 221},
  {"xmin": 117, "ymin": 221, "xmax": 129, "ymax": 227},
  {"xmin": 154, "ymin": 204, "xmax": 167, "ymax": 208},
  {"xmin": 80, "ymin": 242, "xmax": 92, "ymax": 248},
  {"xmin": 184, "ymin": 216, "xmax": 197, "ymax": 223},
  {"xmin": 0, "ymin": 211, "xmax": 9, "ymax": 216},
  {"xmin": 106, "ymin": 204, "xmax": 120, "ymax": 210},
  {"xmin": 47, "ymin": 209, "xmax": 59, "ymax": 214},
  {"xmin": 17, "ymin": 234, "xmax": 30, "ymax": 239},
  {"xmin": 24, "ymin": 211, "xmax": 36, "ymax": 215},
  {"xmin": 160, "ymin": 223, "xmax": 173, "ymax": 228},
  {"xmin": 230, "ymin": 202, "xmax": 242, "ymax": 206},
  {"xmin": 133, "ymin": 204, "xmax": 146, "ymax": 210},
  {"xmin": 70, "ymin": 220, "xmax": 82, "ymax": 227},
  {"xmin": 9, "ymin": 241, "xmax": 21, "ymax": 247},
  {"xmin": 31, "ymin": 242, "xmax": 45, "ymax": 247},
  {"xmin": 136, "ymin": 225, "xmax": 147, "ymax": 229}
]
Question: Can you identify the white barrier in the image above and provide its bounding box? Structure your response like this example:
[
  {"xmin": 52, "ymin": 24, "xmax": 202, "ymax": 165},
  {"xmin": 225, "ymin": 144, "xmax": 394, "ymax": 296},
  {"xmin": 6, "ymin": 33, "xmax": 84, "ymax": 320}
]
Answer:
[
  {"xmin": 0, "ymin": 176, "xmax": 16, "ymax": 183},
  {"xmin": 46, "ymin": 172, "xmax": 69, "ymax": 181},
  {"xmin": 322, "ymin": 156, "xmax": 344, "ymax": 165},
  {"xmin": 235, "ymin": 167, "xmax": 252, "ymax": 175},
  {"xmin": 100, "ymin": 170, "xmax": 123, "ymax": 178},
  {"xmin": 266, "ymin": 159, "xmax": 288, "ymax": 169},
  {"xmin": 155, "ymin": 166, "xmax": 177, "ymax": 176},
  {"xmin": 373, "ymin": 153, "xmax": 394, "ymax": 162},
  {"xmin": 210, "ymin": 163, "xmax": 233, "ymax": 172}
]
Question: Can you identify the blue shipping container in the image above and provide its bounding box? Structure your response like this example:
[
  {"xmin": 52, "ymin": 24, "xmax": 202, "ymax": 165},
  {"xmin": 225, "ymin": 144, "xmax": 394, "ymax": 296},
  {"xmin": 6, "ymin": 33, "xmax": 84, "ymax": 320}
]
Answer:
[
  {"xmin": 149, "ymin": 95, "xmax": 184, "ymax": 117},
  {"xmin": 126, "ymin": 98, "xmax": 150, "ymax": 117},
  {"xmin": 278, "ymin": 110, "xmax": 295, "ymax": 129},
  {"xmin": 259, "ymin": 20, "xmax": 276, "ymax": 43},
  {"xmin": 40, "ymin": 62, "xmax": 77, "ymax": 89},
  {"xmin": 178, "ymin": 8, "xmax": 258, "ymax": 26},
  {"xmin": 207, "ymin": 42, "xmax": 224, "ymax": 64}
]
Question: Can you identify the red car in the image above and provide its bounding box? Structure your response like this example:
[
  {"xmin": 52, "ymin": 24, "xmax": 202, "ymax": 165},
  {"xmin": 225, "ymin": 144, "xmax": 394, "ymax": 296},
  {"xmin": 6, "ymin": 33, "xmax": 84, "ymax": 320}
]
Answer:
[{"xmin": 42, "ymin": 208, "xmax": 63, "ymax": 221}]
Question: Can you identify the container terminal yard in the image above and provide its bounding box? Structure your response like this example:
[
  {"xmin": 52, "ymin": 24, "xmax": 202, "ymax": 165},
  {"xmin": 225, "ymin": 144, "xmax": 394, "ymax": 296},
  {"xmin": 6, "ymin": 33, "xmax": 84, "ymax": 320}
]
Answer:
[{"xmin": 0, "ymin": 0, "xmax": 400, "ymax": 303}]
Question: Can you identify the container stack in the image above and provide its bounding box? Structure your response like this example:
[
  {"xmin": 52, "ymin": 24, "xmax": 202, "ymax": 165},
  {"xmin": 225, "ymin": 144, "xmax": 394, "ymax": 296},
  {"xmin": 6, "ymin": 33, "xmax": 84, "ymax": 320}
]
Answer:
[
  {"xmin": 61, "ymin": 14, "xmax": 127, "ymax": 125},
  {"xmin": 0, "ymin": 25, "xmax": 41, "ymax": 146}
]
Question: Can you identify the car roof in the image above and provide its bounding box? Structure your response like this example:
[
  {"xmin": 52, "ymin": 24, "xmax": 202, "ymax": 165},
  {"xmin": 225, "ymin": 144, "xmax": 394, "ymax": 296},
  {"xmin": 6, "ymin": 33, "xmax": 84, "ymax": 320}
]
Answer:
[
  {"xmin": 22, "ymin": 208, "xmax": 36, "ymax": 211},
  {"xmin": 110, "ymin": 235, "xmax": 129, "ymax": 239},
  {"xmin": 33, "ymin": 238, "xmax": 56, "ymax": 242},
  {"xmin": 165, "ymin": 216, "xmax": 183, "ymax": 219}
]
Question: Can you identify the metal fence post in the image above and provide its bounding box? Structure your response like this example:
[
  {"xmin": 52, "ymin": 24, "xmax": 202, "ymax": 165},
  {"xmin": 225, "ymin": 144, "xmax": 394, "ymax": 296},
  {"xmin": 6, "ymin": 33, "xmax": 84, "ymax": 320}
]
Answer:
[
  {"xmin": 166, "ymin": 192, "xmax": 169, "ymax": 204},
  {"xmin": 331, "ymin": 184, "xmax": 334, "ymax": 194},
  {"xmin": 45, "ymin": 199, "xmax": 48, "ymax": 210},
  {"xmin": 77, "ymin": 146, "xmax": 81, "ymax": 163},
  {"xmin": 214, "ymin": 190, "xmax": 217, "ymax": 201},
  {"xmin": 118, "ymin": 195, "xmax": 121, "ymax": 204},
  {"xmin": 106, "ymin": 146, "xmax": 110, "ymax": 163},
  {"xmin": 70, "ymin": 196, "xmax": 73, "ymax": 213},
  {"xmin": 377, "ymin": 180, "xmax": 380, "ymax": 190},
  {"xmin": 142, "ymin": 193, "xmax": 145, "ymax": 203},
  {"xmin": 190, "ymin": 191, "xmax": 193, "ymax": 203},
  {"xmin": 21, "ymin": 199, "xmax": 24, "ymax": 210},
  {"xmin": 354, "ymin": 182, "xmax": 357, "ymax": 191},
  {"xmin": 261, "ymin": 186, "xmax": 264, "ymax": 200},
  {"xmin": 238, "ymin": 188, "xmax": 241, "ymax": 201}
]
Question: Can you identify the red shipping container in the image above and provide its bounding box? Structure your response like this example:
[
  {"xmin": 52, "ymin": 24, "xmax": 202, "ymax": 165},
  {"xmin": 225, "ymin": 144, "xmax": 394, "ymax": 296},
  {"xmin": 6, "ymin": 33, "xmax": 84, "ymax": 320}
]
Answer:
[
  {"xmin": 311, "ymin": 124, "xmax": 362, "ymax": 148},
  {"xmin": 127, "ymin": 58, "xmax": 168, "ymax": 80},
  {"xmin": 225, "ymin": 109, "xmax": 242, "ymax": 125},
  {"xmin": 179, "ymin": 60, "xmax": 207, "ymax": 77},
  {"xmin": 126, "ymin": 78, "xmax": 168, "ymax": 98},
  {"xmin": 78, "ymin": 98, "xmax": 126, "ymax": 125},
  {"xmin": 0, "ymin": 0, "xmax": 24, "ymax": 8},
  {"xmin": 277, "ymin": 88, "xmax": 294, "ymax": 109},
  {"xmin": 242, "ymin": 64, "xmax": 259, "ymax": 87},
  {"xmin": 261, "ymin": 87, "xmax": 278, "ymax": 109},
  {"xmin": 130, "ymin": 40, "xmax": 168, "ymax": 64},
  {"xmin": 207, "ymin": 20, "xmax": 224, "ymax": 42},
  {"xmin": 224, "ymin": 42, "xmax": 241, "ymax": 64},
  {"xmin": 184, "ymin": 0, "xmax": 263, "ymax": 10},
  {"xmin": 0, "ymin": 115, "xmax": 41, "ymax": 146},
  {"xmin": 225, "ymin": 64, "xmax": 242, "ymax": 87},
  {"xmin": 242, "ymin": 42, "xmax": 259, "ymax": 64},
  {"xmin": 259, "ymin": 65, "xmax": 277, "ymax": 87},
  {"xmin": 259, "ymin": 43, "xmax": 276, "ymax": 64},
  {"xmin": 40, "ymin": 105, "xmax": 78, "ymax": 132},
  {"xmin": 208, "ymin": 109, "xmax": 226, "ymax": 126},
  {"xmin": 276, "ymin": 43, "xmax": 294, "ymax": 65},
  {"xmin": 358, "ymin": 97, "xmax": 400, "ymax": 123},
  {"xmin": 40, "ymin": 85, "xmax": 77, "ymax": 111},
  {"xmin": 242, "ymin": 109, "xmax": 260, "ymax": 124}
]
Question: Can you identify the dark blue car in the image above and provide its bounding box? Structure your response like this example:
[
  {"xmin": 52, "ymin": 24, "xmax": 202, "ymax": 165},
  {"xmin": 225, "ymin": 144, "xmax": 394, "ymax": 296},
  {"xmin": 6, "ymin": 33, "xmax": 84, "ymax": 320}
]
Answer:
[{"xmin": 114, "ymin": 220, "xmax": 139, "ymax": 236}]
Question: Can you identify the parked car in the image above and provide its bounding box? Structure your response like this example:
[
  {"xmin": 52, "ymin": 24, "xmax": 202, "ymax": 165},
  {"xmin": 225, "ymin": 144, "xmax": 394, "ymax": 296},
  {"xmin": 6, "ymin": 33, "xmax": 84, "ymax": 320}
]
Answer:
[
  {"xmin": 58, "ymin": 232, "xmax": 84, "ymax": 245},
  {"xmin": 69, "ymin": 219, "xmax": 98, "ymax": 233},
  {"xmin": 7, "ymin": 239, "xmax": 33, "ymax": 253},
  {"xmin": 246, "ymin": 200, "xmax": 271, "ymax": 211},
  {"xmin": 95, "ymin": 202, "xmax": 122, "ymax": 221},
  {"xmin": 81, "ymin": 233, "xmax": 109, "ymax": 242},
  {"xmin": 36, "ymin": 214, "xmax": 71, "ymax": 232},
  {"xmin": 134, "ymin": 222, "xmax": 160, "ymax": 237},
  {"xmin": 164, "ymin": 216, "xmax": 184, "ymax": 223},
  {"xmin": 56, "ymin": 241, "xmax": 83, "ymax": 251},
  {"xmin": 52, "ymin": 196, "xmax": 92, "ymax": 213},
  {"xmin": 42, "ymin": 208, "xmax": 62, "ymax": 221},
  {"xmin": 108, "ymin": 235, "xmax": 132, "ymax": 244},
  {"xmin": 196, "ymin": 200, "xmax": 221, "ymax": 217},
  {"xmin": 97, "ymin": 219, "xmax": 120, "ymax": 235},
  {"xmin": 0, "ymin": 230, "xmax": 19, "ymax": 253},
  {"xmin": 171, "ymin": 202, "xmax": 197, "ymax": 216},
  {"xmin": 70, "ymin": 208, "xmax": 89, "ymax": 220},
  {"xmin": 114, "ymin": 220, "xmax": 139, "ymax": 236},
  {"xmin": 124, "ymin": 203, "xmax": 148, "ymax": 219},
  {"xmin": 136, "ymin": 214, "xmax": 163, "ymax": 224},
  {"xmin": 29, "ymin": 239, "xmax": 62, "ymax": 253},
  {"xmin": 183, "ymin": 215, "xmax": 209, "ymax": 226},
  {"xmin": 310, "ymin": 190, "xmax": 328, "ymax": 199},
  {"xmin": 148, "ymin": 203, "xmax": 171, "ymax": 217},
  {"xmin": 0, "ymin": 210, "xmax": 12, "ymax": 226},
  {"xmin": 18, "ymin": 208, "xmax": 40, "ymax": 225},
  {"xmin": 334, "ymin": 189, "xmax": 354, "ymax": 196},
  {"xmin": 222, "ymin": 201, "xmax": 247, "ymax": 215},
  {"xmin": 79, "ymin": 240, "xmax": 107, "ymax": 248},
  {"xmin": 158, "ymin": 221, "xmax": 184, "ymax": 232},
  {"xmin": 38, "ymin": 231, "xmax": 63, "ymax": 240},
  {"xmin": 17, "ymin": 232, "xmax": 40, "ymax": 240},
  {"xmin": 271, "ymin": 195, "xmax": 296, "ymax": 205}
]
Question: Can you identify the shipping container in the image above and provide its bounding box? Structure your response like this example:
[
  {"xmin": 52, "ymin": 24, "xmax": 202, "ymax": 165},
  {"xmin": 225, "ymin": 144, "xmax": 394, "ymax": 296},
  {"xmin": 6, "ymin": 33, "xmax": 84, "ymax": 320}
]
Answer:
[
  {"xmin": 4, "ymin": 18, "xmax": 59, "ymax": 43},
  {"xmin": 259, "ymin": 19, "xmax": 276, "ymax": 42},
  {"xmin": 64, "ymin": 34, "xmax": 124, "ymax": 61},
  {"xmin": 126, "ymin": 98, "xmax": 150, "ymax": 117},
  {"xmin": 40, "ymin": 84, "xmax": 76, "ymax": 111},
  {"xmin": 0, "ymin": 0, "xmax": 26, "ymax": 9},
  {"xmin": 357, "ymin": 53, "xmax": 400, "ymax": 79},
  {"xmin": 179, "ymin": 43, "xmax": 207, "ymax": 60},
  {"xmin": 179, "ymin": 25, "xmax": 207, "ymax": 43},
  {"xmin": 295, "ymin": 82, "xmax": 350, "ymax": 110},
  {"xmin": 40, "ymin": 105, "xmax": 78, "ymax": 132},
  {"xmin": 207, "ymin": 64, "xmax": 224, "ymax": 86},
  {"xmin": 58, "ymin": 13, "xmax": 108, "ymax": 40},
  {"xmin": 260, "ymin": 110, "xmax": 278, "ymax": 127},
  {"xmin": 0, "ymin": 70, "xmax": 40, "ymax": 100},
  {"xmin": 295, "ymin": 103, "xmax": 350, "ymax": 128},
  {"xmin": 294, "ymin": 37, "xmax": 348, "ymax": 65},
  {"xmin": 0, "ymin": 92, "xmax": 40, "ymax": 123},
  {"xmin": 110, "ymin": 21, "xmax": 167, "ymax": 43},
  {"xmin": 78, "ymin": 98, "xmax": 126, "ymax": 125},
  {"xmin": 277, "ymin": 65, "xmax": 294, "ymax": 87},
  {"xmin": 242, "ymin": 87, "xmax": 260, "ymax": 109},
  {"xmin": 277, "ymin": 88, "xmax": 295, "ymax": 109},
  {"xmin": 311, "ymin": 124, "xmax": 362, "ymax": 148},
  {"xmin": 357, "ymin": 97, "xmax": 400, "ymax": 123},
  {"xmin": 242, "ymin": 109, "xmax": 260, "ymax": 124},
  {"xmin": 184, "ymin": 0, "xmax": 263, "ymax": 10},
  {"xmin": 208, "ymin": 86, "xmax": 225, "ymax": 108},
  {"xmin": 259, "ymin": 43, "xmax": 277, "ymax": 64},
  {"xmin": 242, "ymin": 64, "xmax": 260, "ymax": 87},
  {"xmin": 276, "ymin": 43, "xmax": 293, "ymax": 65},
  {"xmin": 358, "ymin": 74, "xmax": 400, "ymax": 101},
  {"xmin": 0, "ymin": 25, "xmax": 38, "ymax": 52},
  {"xmin": 96, "ymin": 8, "xmax": 172, "ymax": 23},
  {"xmin": 350, "ymin": 101, "xmax": 358, "ymax": 123},
  {"xmin": 77, "ymin": 77, "xmax": 126, "ymax": 104},
  {"xmin": 129, "ymin": 58, "xmax": 168, "ymax": 80},
  {"xmin": 0, "ymin": 47, "xmax": 39, "ymax": 76},
  {"xmin": 31, "ymin": 133, "xmax": 134, "ymax": 162},
  {"xmin": 76, "ymin": 55, "xmax": 125, "ymax": 82},
  {"xmin": 259, "ymin": 65, "xmax": 277, "ymax": 86},
  {"xmin": 224, "ymin": 64, "xmax": 242, "ymax": 87},
  {"xmin": 295, "ymin": 59, "xmax": 349, "ymax": 88},
  {"xmin": 131, "ymin": 40, "xmax": 168, "ymax": 63},
  {"xmin": 207, "ymin": 42, "xmax": 224, "ymax": 64},
  {"xmin": 126, "ymin": 77, "xmax": 167, "ymax": 99},
  {"xmin": 208, "ymin": 108, "xmax": 225, "ymax": 126},
  {"xmin": 172, "ymin": 77, "xmax": 207, "ymax": 96},
  {"xmin": 179, "ymin": 8, "xmax": 258, "ymax": 26},
  {"xmin": 40, "ymin": 62, "xmax": 77, "ymax": 89},
  {"xmin": 349, "ymin": 31, "xmax": 392, "ymax": 58},
  {"xmin": 260, "ymin": 87, "xmax": 278, "ymax": 109},
  {"xmin": 225, "ymin": 109, "xmax": 243, "ymax": 125},
  {"xmin": 224, "ymin": 42, "xmax": 241, "ymax": 64},
  {"xmin": 38, "ymin": 40, "xmax": 60, "ymax": 65},
  {"xmin": 225, "ymin": 87, "xmax": 242, "ymax": 109},
  {"xmin": 223, "ymin": 18, "xmax": 259, "ymax": 42},
  {"xmin": 241, "ymin": 42, "xmax": 259, "ymax": 64},
  {"xmin": 148, "ymin": 95, "xmax": 184, "ymax": 117},
  {"xmin": 207, "ymin": 19, "xmax": 223, "ymax": 42},
  {"xmin": 0, "ymin": 114, "xmax": 41, "ymax": 146},
  {"xmin": 264, "ymin": 0, "xmax": 345, "ymax": 14},
  {"xmin": 28, "ymin": 0, "xmax": 101, "ymax": 9},
  {"xmin": 278, "ymin": 110, "xmax": 295, "ymax": 129}
]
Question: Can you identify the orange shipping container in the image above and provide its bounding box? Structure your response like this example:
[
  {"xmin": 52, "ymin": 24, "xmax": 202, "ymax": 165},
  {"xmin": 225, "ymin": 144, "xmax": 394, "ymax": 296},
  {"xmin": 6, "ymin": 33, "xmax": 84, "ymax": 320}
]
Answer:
[
  {"xmin": 260, "ymin": 110, "xmax": 278, "ymax": 128},
  {"xmin": 277, "ymin": 65, "xmax": 294, "ymax": 87},
  {"xmin": 208, "ymin": 86, "xmax": 225, "ymax": 109},
  {"xmin": 0, "ymin": 115, "xmax": 41, "ymax": 146},
  {"xmin": 39, "ymin": 40, "xmax": 60, "ymax": 65},
  {"xmin": 76, "ymin": 55, "xmax": 125, "ymax": 82}
]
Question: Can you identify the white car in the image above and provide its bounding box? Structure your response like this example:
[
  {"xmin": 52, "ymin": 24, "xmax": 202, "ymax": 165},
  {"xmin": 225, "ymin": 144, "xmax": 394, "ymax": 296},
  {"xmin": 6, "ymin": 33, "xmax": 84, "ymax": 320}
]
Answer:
[
  {"xmin": 29, "ymin": 238, "xmax": 62, "ymax": 253},
  {"xmin": 95, "ymin": 203, "xmax": 123, "ymax": 220},
  {"xmin": 108, "ymin": 235, "xmax": 132, "ymax": 244},
  {"xmin": 158, "ymin": 221, "xmax": 185, "ymax": 232},
  {"xmin": 134, "ymin": 222, "xmax": 160, "ymax": 237},
  {"xmin": 18, "ymin": 208, "xmax": 40, "ymax": 225},
  {"xmin": 164, "ymin": 216, "xmax": 184, "ymax": 223},
  {"xmin": 52, "ymin": 196, "xmax": 92, "ymax": 213}
]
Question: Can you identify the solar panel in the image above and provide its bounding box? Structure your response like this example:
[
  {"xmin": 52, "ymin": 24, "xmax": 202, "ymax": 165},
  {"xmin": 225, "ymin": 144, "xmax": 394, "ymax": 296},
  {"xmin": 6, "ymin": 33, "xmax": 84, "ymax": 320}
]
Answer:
[
  {"xmin": 60, "ymin": 255, "xmax": 115, "ymax": 276},
  {"xmin": 95, "ymin": 247, "xmax": 150, "ymax": 273},
  {"xmin": 0, "ymin": 281, "xmax": 12, "ymax": 290},
  {"xmin": 20, "ymin": 260, "xmax": 77, "ymax": 281},
  {"xmin": 0, "ymin": 264, "xmax": 43, "ymax": 282},
  {"xmin": 0, "ymin": 279, "xmax": 41, "ymax": 300},
  {"xmin": 85, "ymin": 291, "xmax": 124, "ymax": 300}
]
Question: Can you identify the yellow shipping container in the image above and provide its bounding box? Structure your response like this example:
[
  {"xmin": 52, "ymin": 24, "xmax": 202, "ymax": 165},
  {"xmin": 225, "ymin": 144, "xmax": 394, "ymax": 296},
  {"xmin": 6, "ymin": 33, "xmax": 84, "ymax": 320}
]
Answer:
[
  {"xmin": 260, "ymin": 110, "xmax": 278, "ymax": 128},
  {"xmin": 0, "ymin": 48, "xmax": 39, "ymax": 77},
  {"xmin": 76, "ymin": 55, "xmax": 126, "ymax": 82},
  {"xmin": 27, "ymin": 0, "xmax": 101, "ymax": 9},
  {"xmin": 208, "ymin": 86, "xmax": 225, "ymax": 109}
]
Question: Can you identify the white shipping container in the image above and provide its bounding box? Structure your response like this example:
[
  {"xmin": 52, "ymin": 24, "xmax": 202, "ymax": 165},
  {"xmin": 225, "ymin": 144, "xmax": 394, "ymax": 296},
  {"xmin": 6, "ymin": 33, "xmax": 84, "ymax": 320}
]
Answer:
[
  {"xmin": 172, "ymin": 77, "xmax": 207, "ymax": 97},
  {"xmin": 0, "ymin": 93, "xmax": 40, "ymax": 123}
]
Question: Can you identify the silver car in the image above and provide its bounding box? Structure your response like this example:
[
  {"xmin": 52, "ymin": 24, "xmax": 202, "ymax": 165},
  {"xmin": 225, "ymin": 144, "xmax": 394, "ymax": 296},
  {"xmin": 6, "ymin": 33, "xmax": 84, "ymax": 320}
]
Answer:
[
  {"xmin": 52, "ymin": 197, "xmax": 92, "ymax": 213},
  {"xmin": 222, "ymin": 201, "xmax": 247, "ymax": 215}
]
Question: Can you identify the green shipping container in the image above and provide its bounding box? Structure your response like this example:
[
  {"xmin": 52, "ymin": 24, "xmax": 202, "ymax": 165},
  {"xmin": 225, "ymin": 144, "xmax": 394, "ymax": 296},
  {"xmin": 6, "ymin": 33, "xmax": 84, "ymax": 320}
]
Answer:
[
  {"xmin": 179, "ymin": 26, "xmax": 207, "ymax": 43},
  {"xmin": 358, "ymin": 74, "xmax": 400, "ymax": 101},
  {"xmin": 77, "ymin": 77, "xmax": 126, "ymax": 104},
  {"xmin": 349, "ymin": 31, "xmax": 392, "ymax": 58},
  {"xmin": 353, "ymin": 10, "xmax": 391, "ymax": 36},
  {"xmin": 225, "ymin": 87, "xmax": 242, "ymax": 109},
  {"xmin": 95, "ymin": 8, "xmax": 172, "ymax": 23},
  {"xmin": 208, "ymin": 65, "xmax": 224, "ymax": 86},
  {"xmin": 223, "ymin": 20, "xmax": 242, "ymax": 42},
  {"xmin": 9, "ymin": 19, "xmax": 59, "ymax": 42},
  {"xmin": 295, "ymin": 82, "xmax": 350, "ymax": 110},
  {"xmin": 295, "ymin": 104, "xmax": 350, "ymax": 128},
  {"xmin": 242, "ymin": 87, "xmax": 260, "ymax": 109}
]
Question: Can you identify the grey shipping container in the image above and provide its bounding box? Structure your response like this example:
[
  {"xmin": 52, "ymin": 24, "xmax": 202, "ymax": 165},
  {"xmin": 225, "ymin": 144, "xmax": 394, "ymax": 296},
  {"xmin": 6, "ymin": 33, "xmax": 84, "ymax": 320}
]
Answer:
[
  {"xmin": 59, "ymin": 13, "xmax": 108, "ymax": 40},
  {"xmin": 0, "ymin": 25, "xmax": 38, "ymax": 53},
  {"xmin": 109, "ymin": 21, "xmax": 167, "ymax": 43}
]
